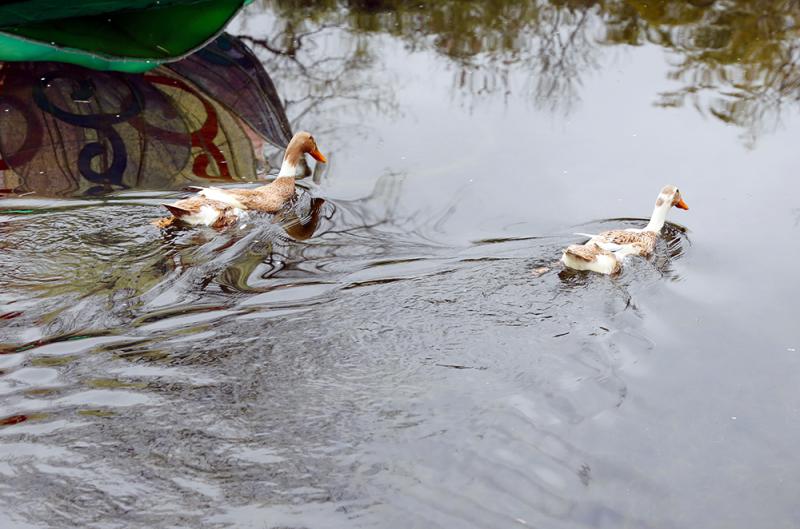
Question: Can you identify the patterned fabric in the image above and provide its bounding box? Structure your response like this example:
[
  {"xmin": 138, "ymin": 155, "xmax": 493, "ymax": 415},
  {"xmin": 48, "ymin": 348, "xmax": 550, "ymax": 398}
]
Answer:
[{"xmin": 0, "ymin": 34, "xmax": 292, "ymax": 197}]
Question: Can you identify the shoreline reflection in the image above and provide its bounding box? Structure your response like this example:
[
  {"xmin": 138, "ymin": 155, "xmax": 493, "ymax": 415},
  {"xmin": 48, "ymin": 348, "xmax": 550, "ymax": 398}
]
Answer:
[{"xmin": 251, "ymin": 0, "xmax": 800, "ymax": 139}]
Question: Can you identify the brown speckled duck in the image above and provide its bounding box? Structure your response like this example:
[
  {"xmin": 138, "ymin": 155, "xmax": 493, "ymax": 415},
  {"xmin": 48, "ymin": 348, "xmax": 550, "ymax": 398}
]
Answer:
[
  {"xmin": 561, "ymin": 185, "xmax": 689, "ymax": 274},
  {"xmin": 155, "ymin": 131, "xmax": 326, "ymax": 229}
]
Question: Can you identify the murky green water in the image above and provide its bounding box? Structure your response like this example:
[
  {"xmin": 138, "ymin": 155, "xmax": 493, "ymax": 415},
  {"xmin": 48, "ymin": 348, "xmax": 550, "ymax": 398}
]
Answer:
[{"xmin": 2, "ymin": 1, "xmax": 800, "ymax": 528}]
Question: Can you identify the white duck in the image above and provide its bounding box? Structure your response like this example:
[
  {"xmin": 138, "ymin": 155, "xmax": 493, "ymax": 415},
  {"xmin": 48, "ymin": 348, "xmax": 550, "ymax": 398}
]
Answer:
[{"xmin": 561, "ymin": 185, "xmax": 689, "ymax": 274}]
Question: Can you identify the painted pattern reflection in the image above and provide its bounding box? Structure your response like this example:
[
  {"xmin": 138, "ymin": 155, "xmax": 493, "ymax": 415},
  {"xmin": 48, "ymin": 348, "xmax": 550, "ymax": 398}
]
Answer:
[{"xmin": 0, "ymin": 33, "xmax": 293, "ymax": 197}]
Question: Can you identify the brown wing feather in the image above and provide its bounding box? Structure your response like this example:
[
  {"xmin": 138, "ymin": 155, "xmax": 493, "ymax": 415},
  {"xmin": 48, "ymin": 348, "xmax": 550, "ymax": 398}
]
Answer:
[
  {"xmin": 597, "ymin": 230, "xmax": 657, "ymax": 255},
  {"xmin": 233, "ymin": 179, "xmax": 296, "ymax": 212},
  {"xmin": 165, "ymin": 195, "xmax": 206, "ymax": 213},
  {"xmin": 598, "ymin": 230, "xmax": 641, "ymax": 245},
  {"xmin": 163, "ymin": 204, "xmax": 192, "ymax": 217},
  {"xmin": 565, "ymin": 244, "xmax": 602, "ymax": 262}
]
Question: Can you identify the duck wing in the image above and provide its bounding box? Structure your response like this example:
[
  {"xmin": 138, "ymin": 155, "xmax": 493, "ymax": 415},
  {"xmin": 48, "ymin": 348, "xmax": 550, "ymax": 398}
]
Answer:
[
  {"xmin": 596, "ymin": 230, "xmax": 644, "ymax": 244},
  {"xmin": 195, "ymin": 186, "xmax": 247, "ymax": 209},
  {"xmin": 565, "ymin": 244, "xmax": 605, "ymax": 262},
  {"xmin": 596, "ymin": 230, "xmax": 657, "ymax": 256},
  {"xmin": 164, "ymin": 203, "xmax": 193, "ymax": 217}
]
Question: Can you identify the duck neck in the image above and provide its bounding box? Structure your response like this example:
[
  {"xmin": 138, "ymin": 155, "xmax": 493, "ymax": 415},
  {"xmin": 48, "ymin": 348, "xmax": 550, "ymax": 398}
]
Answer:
[
  {"xmin": 277, "ymin": 144, "xmax": 304, "ymax": 178},
  {"xmin": 645, "ymin": 201, "xmax": 670, "ymax": 232},
  {"xmin": 277, "ymin": 160, "xmax": 300, "ymax": 178}
]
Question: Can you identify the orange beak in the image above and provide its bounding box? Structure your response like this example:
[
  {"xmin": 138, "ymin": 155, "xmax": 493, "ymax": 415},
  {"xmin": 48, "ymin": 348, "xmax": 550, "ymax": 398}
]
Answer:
[
  {"xmin": 675, "ymin": 198, "xmax": 689, "ymax": 210},
  {"xmin": 310, "ymin": 147, "xmax": 327, "ymax": 164}
]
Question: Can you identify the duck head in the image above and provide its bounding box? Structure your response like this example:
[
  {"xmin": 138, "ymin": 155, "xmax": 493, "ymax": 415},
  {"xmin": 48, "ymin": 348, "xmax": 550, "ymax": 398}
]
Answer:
[
  {"xmin": 664, "ymin": 185, "xmax": 689, "ymax": 211},
  {"xmin": 278, "ymin": 131, "xmax": 327, "ymax": 177},
  {"xmin": 645, "ymin": 185, "xmax": 689, "ymax": 232}
]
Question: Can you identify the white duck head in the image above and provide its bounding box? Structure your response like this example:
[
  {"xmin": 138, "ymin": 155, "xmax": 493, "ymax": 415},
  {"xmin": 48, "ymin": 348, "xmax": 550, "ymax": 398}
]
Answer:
[
  {"xmin": 278, "ymin": 131, "xmax": 327, "ymax": 177},
  {"xmin": 644, "ymin": 185, "xmax": 689, "ymax": 232}
]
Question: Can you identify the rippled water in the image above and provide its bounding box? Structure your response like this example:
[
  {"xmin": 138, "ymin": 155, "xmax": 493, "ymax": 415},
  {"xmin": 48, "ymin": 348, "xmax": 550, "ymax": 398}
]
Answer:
[{"xmin": 2, "ymin": 2, "xmax": 800, "ymax": 528}]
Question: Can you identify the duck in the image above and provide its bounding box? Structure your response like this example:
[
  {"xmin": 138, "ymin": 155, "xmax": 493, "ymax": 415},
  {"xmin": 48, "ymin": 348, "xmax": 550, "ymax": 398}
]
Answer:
[
  {"xmin": 561, "ymin": 185, "xmax": 689, "ymax": 274},
  {"xmin": 154, "ymin": 131, "xmax": 327, "ymax": 229}
]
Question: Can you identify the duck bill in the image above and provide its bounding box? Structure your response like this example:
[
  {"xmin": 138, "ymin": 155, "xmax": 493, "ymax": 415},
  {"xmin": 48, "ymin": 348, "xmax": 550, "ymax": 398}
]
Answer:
[
  {"xmin": 310, "ymin": 148, "xmax": 327, "ymax": 163},
  {"xmin": 675, "ymin": 198, "xmax": 689, "ymax": 210}
]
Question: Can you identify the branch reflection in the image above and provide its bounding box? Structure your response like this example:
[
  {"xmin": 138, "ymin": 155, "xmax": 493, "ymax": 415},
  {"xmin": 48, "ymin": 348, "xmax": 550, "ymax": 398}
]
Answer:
[{"xmin": 250, "ymin": 0, "xmax": 800, "ymax": 137}]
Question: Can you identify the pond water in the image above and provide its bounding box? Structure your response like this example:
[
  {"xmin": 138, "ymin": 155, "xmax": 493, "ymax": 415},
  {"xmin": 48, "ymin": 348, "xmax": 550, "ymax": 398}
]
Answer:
[{"xmin": 1, "ymin": 1, "xmax": 800, "ymax": 528}]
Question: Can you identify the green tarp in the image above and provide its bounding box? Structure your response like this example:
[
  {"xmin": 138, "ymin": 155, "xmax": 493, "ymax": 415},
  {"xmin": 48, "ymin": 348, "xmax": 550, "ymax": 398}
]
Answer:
[{"xmin": 0, "ymin": 0, "xmax": 253, "ymax": 72}]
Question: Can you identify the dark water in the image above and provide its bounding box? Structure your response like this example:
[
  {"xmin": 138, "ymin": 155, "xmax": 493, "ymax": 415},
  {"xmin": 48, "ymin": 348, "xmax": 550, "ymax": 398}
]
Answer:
[{"xmin": 2, "ymin": 2, "xmax": 800, "ymax": 528}]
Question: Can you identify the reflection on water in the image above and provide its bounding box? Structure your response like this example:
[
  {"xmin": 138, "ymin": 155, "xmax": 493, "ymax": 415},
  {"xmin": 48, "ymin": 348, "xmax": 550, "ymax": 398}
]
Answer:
[
  {"xmin": 2, "ymin": 2, "xmax": 800, "ymax": 529},
  {"xmin": 236, "ymin": 14, "xmax": 399, "ymax": 154},
  {"xmin": 0, "ymin": 168, "xmax": 691, "ymax": 528},
  {"xmin": 257, "ymin": 0, "xmax": 800, "ymax": 139},
  {"xmin": 0, "ymin": 229, "xmax": 678, "ymax": 528},
  {"xmin": 0, "ymin": 33, "xmax": 293, "ymax": 197}
]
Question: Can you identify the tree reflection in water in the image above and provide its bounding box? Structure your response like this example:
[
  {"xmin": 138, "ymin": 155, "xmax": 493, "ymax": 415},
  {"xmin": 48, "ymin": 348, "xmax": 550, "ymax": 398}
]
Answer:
[
  {"xmin": 249, "ymin": 0, "xmax": 800, "ymax": 140},
  {"xmin": 235, "ymin": 9, "xmax": 399, "ymax": 152}
]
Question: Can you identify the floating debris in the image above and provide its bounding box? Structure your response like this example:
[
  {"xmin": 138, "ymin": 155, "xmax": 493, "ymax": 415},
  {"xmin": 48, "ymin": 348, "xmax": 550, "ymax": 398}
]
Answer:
[
  {"xmin": 530, "ymin": 266, "xmax": 550, "ymax": 277},
  {"xmin": 435, "ymin": 363, "xmax": 487, "ymax": 371}
]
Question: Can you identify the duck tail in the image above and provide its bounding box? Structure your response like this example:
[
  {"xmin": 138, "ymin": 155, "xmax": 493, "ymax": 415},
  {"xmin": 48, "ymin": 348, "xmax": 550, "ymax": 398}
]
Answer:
[
  {"xmin": 163, "ymin": 204, "xmax": 192, "ymax": 218},
  {"xmin": 561, "ymin": 244, "xmax": 620, "ymax": 275},
  {"xmin": 573, "ymin": 232, "xmax": 596, "ymax": 239}
]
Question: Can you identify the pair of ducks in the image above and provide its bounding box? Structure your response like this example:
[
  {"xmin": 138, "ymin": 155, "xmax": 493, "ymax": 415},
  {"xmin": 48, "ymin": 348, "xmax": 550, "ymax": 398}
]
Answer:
[
  {"xmin": 155, "ymin": 131, "xmax": 326, "ymax": 229},
  {"xmin": 159, "ymin": 131, "xmax": 688, "ymax": 275}
]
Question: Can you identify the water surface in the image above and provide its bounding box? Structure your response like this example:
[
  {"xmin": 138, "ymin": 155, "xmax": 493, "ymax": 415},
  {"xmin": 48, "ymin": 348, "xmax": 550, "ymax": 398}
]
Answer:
[{"xmin": 1, "ymin": 2, "xmax": 800, "ymax": 528}]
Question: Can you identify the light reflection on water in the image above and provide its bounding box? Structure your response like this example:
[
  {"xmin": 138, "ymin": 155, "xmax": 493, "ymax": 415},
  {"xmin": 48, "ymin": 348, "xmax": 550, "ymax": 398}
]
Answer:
[
  {"xmin": 0, "ymin": 179, "xmax": 690, "ymax": 528},
  {"xmin": 1, "ymin": 1, "xmax": 800, "ymax": 529}
]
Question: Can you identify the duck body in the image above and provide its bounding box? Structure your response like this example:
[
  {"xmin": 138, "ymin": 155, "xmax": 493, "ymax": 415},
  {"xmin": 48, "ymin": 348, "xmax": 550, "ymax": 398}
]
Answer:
[
  {"xmin": 155, "ymin": 131, "xmax": 326, "ymax": 228},
  {"xmin": 561, "ymin": 185, "xmax": 688, "ymax": 275},
  {"xmin": 195, "ymin": 176, "xmax": 297, "ymax": 212}
]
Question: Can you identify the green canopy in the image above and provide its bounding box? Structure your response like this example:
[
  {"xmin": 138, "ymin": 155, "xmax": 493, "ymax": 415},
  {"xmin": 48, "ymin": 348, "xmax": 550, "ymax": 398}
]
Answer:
[{"xmin": 0, "ymin": 0, "xmax": 253, "ymax": 72}]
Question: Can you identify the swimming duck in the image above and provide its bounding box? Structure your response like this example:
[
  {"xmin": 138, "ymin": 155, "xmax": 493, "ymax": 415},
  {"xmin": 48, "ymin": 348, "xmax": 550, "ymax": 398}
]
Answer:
[
  {"xmin": 561, "ymin": 185, "xmax": 689, "ymax": 274},
  {"xmin": 155, "ymin": 131, "xmax": 327, "ymax": 228}
]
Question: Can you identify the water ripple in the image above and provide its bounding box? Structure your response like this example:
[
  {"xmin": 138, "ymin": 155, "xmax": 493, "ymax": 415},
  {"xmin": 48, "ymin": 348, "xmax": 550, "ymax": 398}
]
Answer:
[{"xmin": 0, "ymin": 185, "xmax": 693, "ymax": 529}]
